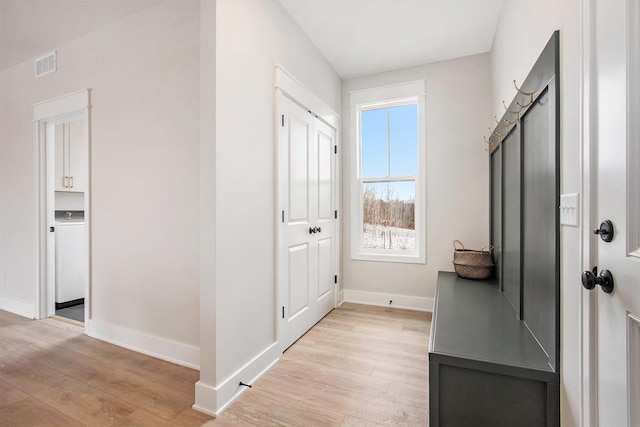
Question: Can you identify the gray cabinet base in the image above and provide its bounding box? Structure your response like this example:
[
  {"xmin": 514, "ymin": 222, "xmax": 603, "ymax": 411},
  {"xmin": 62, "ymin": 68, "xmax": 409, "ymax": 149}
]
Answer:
[
  {"xmin": 430, "ymin": 362, "xmax": 559, "ymax": 427},
  {"xmin": 428, "ymin": 272, "xmax": 559, "ymax": 427}
]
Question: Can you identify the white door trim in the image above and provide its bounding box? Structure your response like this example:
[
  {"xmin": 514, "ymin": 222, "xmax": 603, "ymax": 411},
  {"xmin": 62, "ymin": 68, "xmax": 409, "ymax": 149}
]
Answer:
[
  {"xmin": 580, "ymin": 0, "xmax": 598, "ymax": 425},
  {"xmin": 275, "ymin": 66, "xmax": 340, "ymax": 130},
  {"xmin": 627, "ymin": 0, "xmax": 640, "ymax": 259},
  {"xmin": 34, "ymin": 89, "xmax": 91, "ymax": 333},
  {"xmin": 274, "ymin": 67, "xmax": 341, "ymax": 350}
]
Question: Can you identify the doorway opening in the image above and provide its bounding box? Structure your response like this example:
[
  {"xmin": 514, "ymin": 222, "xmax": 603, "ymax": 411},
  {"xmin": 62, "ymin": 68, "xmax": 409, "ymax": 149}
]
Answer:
[{"xmin": 35, "ymin": 90, "xmax": 91, "ymax": 329}]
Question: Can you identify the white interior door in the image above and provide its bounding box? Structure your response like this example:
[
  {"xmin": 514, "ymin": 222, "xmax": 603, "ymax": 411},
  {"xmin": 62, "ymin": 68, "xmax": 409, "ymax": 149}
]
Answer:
[
  {"xmin": 278, "ymin": 93, "xmax": 336, "ymax": 352},
  {"xmin": 592, "ymin": 0, "xmax": 640, "ymax": 424}
]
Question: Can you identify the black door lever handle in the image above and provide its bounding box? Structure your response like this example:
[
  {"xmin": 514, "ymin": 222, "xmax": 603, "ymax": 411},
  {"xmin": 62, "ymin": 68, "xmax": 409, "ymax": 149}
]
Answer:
[{"xmin": 582, "ymin": 266, "xmax": 614, "ymax": 293}]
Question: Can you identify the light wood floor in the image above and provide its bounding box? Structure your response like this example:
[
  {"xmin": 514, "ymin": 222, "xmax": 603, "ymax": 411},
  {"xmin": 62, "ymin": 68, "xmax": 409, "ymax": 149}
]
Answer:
[{"xmin": 0, "ymin": 303, "xmax": 430, "ymax": 426}]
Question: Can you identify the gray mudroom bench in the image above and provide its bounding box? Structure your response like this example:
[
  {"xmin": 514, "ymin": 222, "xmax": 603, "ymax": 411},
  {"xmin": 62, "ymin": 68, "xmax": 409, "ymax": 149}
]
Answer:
[{"xmin": 428, "ymin": 272, "xmax": 559, "ymax": 426}]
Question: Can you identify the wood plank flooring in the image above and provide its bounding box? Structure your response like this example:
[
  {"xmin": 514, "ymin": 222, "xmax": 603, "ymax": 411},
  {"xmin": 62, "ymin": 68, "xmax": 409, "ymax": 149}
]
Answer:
[{"xmin": 0, "ymin": 303, "xmax": 431, "ymax": 426}]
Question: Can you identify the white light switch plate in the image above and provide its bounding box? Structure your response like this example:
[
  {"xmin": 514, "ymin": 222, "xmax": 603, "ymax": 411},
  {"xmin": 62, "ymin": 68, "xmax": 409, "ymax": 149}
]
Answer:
[{"xmin": 560, "ymin": 193, "xmax": 580, "ymax": 227}]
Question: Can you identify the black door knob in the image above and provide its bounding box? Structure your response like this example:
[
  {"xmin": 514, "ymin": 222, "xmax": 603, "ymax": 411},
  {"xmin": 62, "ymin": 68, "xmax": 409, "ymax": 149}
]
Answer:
[
  {"xmin": 593, "ymin": 220, "xmax": 614, "ymax": 242},
  {"xmin": 581, "ymin": 267, "xmax": 614, "ymax": 293},
  {"xmin": 309, "ymin": 227, "xmax": 315, "ymax": 234}
]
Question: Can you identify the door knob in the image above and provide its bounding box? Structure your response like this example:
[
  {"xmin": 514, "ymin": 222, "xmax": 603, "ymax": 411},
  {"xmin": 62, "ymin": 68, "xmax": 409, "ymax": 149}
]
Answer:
[
  {"xmin": 581, "ymin": 266, "xmax": 614, "ymax": 293},
  {"xmin": 316, "ymin": 227, "xmax": 321, "ymax": 233},
  {"xmin": 309, "ymin": 227, "xmax": 315, "ymax": 234},
  {"xmin": 593, "ymin": 220, "xmax": 614, "ymax": 242}
]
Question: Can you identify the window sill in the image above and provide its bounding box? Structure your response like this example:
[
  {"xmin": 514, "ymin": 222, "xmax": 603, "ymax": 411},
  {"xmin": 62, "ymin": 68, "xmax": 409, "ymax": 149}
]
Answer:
[{"xmin": 351, "ymin": 252, "xmax": 426, "ymax": 264}]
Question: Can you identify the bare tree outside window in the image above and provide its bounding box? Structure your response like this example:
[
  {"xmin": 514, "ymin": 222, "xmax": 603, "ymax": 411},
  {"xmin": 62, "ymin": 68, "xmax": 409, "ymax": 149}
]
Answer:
[{"xmin": 362, "ymin": 182, "xmax": 415, "ymax": 250}]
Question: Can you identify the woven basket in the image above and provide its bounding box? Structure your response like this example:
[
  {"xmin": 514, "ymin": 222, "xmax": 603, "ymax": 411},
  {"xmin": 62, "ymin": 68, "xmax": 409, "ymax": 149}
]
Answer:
[{"xmin": 452, "ymin": 240, "xmax": 494, "ymax": 280}]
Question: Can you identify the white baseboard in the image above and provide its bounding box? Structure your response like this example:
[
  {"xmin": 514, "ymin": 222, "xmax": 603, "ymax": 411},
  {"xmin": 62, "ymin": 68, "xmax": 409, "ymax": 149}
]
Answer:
[
  {"xmin": 338, "ymin": 289, "xmax": 345, "ymax": 306},
  {"xmin": 193, "ymin": 342, "xmax": 280, "ymax": 416},
  {"xmin": 193, "ymin": 380, "xmax": 217, "ymax": 417},
  {"xmin": 343, "ymin": 289, "xmax": 433, "ymax": 312},
  {"xmin": 0, "ymin": 296, "xmax": 35, "ymax": 319},
  {"xmin": 87, "ymin": 319, "xmax": 199, "ymax": 369}
]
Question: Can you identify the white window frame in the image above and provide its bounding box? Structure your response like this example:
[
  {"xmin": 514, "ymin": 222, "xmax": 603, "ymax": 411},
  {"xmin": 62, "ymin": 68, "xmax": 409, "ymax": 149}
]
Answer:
[{"xmin": 350, "ymin": 80, "xmax": 426, "ymax": 264}]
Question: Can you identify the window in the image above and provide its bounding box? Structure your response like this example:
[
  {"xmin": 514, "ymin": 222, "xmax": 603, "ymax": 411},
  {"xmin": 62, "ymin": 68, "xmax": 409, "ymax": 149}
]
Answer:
[{"xmin": 350, "ymin": 81, "xmax": 426, "ymax": 263}]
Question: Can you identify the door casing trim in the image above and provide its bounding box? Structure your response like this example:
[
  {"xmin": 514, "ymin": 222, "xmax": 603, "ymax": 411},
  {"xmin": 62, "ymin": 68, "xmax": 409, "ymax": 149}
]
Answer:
[{"xmin": 34, "ymin": 89, "xmax": 91, "ymax": 333}]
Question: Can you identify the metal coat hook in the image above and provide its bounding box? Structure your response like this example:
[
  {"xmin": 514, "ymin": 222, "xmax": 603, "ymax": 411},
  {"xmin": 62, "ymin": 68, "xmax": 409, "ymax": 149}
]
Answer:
[
  {"xmin": 502, "ymin": 100, "xmax": 522, "ymax": 120},
  {"xmin": 513, "ymin": 80, "xmax": 536, "ymax": 96},
  {"xmin": 495, "ymin": 115, "xmax": 518, "ymax": 130},
  {"xmin": 513, "ymin": 80, "xmax": 535, "ymax": 108},
  {"xmin": 489, "ymin": 127, "xmax": 504, "ymax": 141},
  {"xmin": 483, "ymin": 126, "xmax": 503, "ymax": 152},
  {"xmin": 516, "ymin": 99, "xmax": 533, "ymax": 108},
  {"xmin": 483, "ymin": 135, "xmax": 496, "ymax": 146},
  {"xmin": 482, "ymin": 134, "xmax": 500, "ymax": 153},
  {"xmin": 485, "ymin": 80, "xmax": 537, "ymax": 152},
  {"xmin": 483, "ymin": 135, "xmax": 497, "ymax": 153}
]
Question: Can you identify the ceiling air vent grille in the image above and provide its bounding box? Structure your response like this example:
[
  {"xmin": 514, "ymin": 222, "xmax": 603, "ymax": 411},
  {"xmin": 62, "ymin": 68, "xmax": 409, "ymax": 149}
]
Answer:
[{"xmin": 35, "ymin": 51, "xmax": 57, "ymax": 77}]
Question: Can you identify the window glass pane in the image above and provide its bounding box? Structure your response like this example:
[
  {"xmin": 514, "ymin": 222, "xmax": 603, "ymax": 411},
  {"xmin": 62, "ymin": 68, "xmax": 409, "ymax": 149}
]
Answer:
[
  {"xmin": 361, "ymin": 108, "xmax": 388, "ymax": 178},
  {"xmin": 362, "ymin": 181, "xmax": 416, "ymax": 251},
  {"xmin": 389, "ymin": 104, "xmax": 418, "ymax": 176}
]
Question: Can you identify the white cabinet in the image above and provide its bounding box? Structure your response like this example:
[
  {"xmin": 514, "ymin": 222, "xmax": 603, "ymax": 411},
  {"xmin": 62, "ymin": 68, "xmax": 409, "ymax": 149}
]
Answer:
[
  {"xmin": 54, "ymin": 119, "xmax": 86, "ymax": 192},
  {"xmin": 55, "ymin": 222, "xmax": 86, "ymax": 304}
]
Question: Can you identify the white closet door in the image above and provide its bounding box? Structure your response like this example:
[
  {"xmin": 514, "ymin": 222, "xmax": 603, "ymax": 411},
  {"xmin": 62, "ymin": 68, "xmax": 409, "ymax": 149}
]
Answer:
[{"xmin": 279, "ymin": 94, "xmax": 336, "ymax": 351}]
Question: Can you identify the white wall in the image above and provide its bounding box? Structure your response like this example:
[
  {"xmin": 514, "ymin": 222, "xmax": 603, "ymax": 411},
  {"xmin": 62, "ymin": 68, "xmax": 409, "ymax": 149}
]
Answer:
[
  {"xmin": 197, "ymin": 0, "xmax": 217, "ymax": 413},
  {"xmin": 0, "ymin": 71, "xmax": 37, "ymax": 315},
  {"xmin": 195, "ymin": 0, "xmax": 342, "ymax": 415},
  {"xmin": 341, "ymin": 54, "xmax": 491, "ymax": 309},
  {"xmin": 491, "ymin": 1, "xmax": 582, "ymax": 425},
  {"xmin": 0, "ymin": 1, "xmax": 201, "ymax": 365}
]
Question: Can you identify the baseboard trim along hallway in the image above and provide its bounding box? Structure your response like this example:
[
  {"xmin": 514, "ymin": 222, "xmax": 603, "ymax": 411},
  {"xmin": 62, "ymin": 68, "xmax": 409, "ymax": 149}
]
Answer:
[
  {"xmin": 343, "ymin": 289, "xmax": 433, "ymax": 312},
  {"xmin": 88, "ymin": 318, "xmax": 200, "ymax": 369}
]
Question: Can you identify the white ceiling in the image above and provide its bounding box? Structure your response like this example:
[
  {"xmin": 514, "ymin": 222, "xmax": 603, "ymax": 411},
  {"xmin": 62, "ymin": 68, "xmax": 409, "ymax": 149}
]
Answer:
[
  {"xmin": 277, "ymin": 0, "xmax": 505, "ymax": 78},
  {"xmin": 0, "ymin": 0, "xmax": 505, "ymax": 77},
  {"xmin": 0, "ymin": 0, "xmax": 161, "ymax": 71}
]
